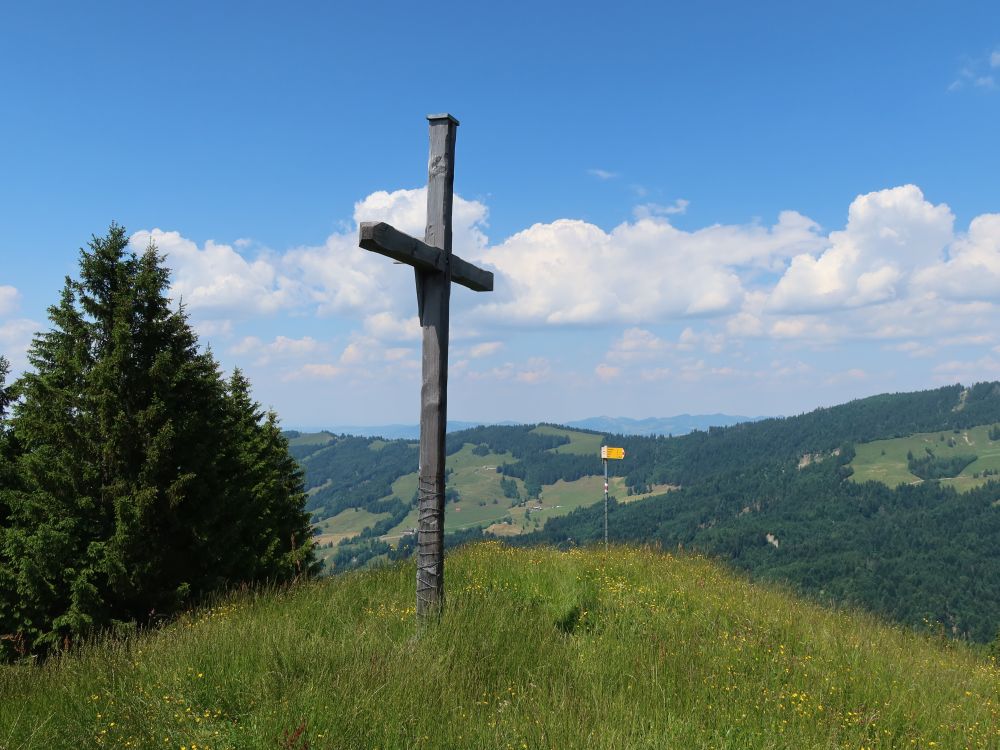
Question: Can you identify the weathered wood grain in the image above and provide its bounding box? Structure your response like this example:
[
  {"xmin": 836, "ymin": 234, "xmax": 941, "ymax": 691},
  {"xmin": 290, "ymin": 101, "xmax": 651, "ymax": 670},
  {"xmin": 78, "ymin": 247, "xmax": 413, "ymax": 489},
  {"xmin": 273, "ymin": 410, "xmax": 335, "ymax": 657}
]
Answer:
[
  {"xmin": 359, "ymin": 221, "xmax": 493, "ymax": 292},
  {"xmin": 412, "ymin": 115, "xmax": 456, "ymax": 616},
  {"xmin": 449, "ymin": 254, "xmax": 493, "ymax": 292},
  {"xmin": 359, "ymin": 222, "xmax": 446, "ymax": 273}
]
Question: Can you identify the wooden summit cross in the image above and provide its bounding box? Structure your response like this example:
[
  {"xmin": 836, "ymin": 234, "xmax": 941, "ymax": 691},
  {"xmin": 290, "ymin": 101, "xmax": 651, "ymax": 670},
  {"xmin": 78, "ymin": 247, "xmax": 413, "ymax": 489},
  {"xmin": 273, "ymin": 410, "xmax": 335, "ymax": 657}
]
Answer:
[{"xmin": 359, "ymin": 114, "xmax": 493, "ymax": 617}]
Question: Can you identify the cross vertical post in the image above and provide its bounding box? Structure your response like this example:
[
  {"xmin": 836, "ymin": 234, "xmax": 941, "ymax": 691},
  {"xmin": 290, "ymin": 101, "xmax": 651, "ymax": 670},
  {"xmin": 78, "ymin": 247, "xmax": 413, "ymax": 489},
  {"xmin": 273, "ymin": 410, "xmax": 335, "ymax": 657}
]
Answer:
[
  {"xmin": 358, "ymin": 114, "xmax": 493, "ymax": 620},
  {"xmin": 415, "ymin": 114, "xmax": 458, "ymax": 616}
]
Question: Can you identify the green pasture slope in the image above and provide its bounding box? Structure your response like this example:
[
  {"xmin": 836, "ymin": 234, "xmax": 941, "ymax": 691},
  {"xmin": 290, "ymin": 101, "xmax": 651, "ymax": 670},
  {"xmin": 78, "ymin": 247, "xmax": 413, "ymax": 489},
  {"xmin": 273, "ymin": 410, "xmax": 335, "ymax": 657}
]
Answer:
[
  {"xmin": 849, "ymin": 424, "xmax": 1000, "ymax": 491},
  {"xmin": 502, "ymin": 477, "xmax": 673, "ymax": 533},
  {"xmin": 3, "ymin": 544, "xmax": 997, "ymax": 749},
  {"xmin": 381, "ymin": 443, "xmax": 523, "ymax": 539},
  {"xmin": 312, "ymin": 509, "xmax": 391, "ymax": 567},
  {"xmin": 285, "ymin": 431, "xmax": 336, "ymax": 449},
  {"xmin": 531, "ymin": 423, "xmax": 605, "ymax": 454},
  {"xmin": 315, "ymin": 508, "xmax": 390, "ymax": 538},
  {"xmin": 377, "ymin": 428, "xmax": 614, "ymax": 543}
]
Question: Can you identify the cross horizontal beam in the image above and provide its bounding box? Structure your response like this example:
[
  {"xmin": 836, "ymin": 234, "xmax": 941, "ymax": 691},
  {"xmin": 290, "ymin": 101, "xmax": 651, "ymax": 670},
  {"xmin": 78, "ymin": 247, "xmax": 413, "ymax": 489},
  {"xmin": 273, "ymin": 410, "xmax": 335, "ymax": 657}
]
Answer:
[{"xmin": 359, "ymin": 221, "xmax": 494, "ymax": 292}]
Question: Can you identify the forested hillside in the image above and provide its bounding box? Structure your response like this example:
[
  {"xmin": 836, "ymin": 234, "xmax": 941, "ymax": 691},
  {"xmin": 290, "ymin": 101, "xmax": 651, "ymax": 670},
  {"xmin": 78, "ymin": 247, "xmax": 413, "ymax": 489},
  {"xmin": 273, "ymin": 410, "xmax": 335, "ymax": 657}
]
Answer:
[{"xmin": 295, "ymin": 382, "xmax": 1000, "ymax": 642}]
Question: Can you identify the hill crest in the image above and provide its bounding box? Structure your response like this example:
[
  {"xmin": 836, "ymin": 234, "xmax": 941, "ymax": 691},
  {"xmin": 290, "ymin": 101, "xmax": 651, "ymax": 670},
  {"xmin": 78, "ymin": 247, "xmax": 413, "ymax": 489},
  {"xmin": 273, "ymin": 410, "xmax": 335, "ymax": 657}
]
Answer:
[{"xmin": 2, "ymin": 544, "xmax": 996, "ymax": 749}]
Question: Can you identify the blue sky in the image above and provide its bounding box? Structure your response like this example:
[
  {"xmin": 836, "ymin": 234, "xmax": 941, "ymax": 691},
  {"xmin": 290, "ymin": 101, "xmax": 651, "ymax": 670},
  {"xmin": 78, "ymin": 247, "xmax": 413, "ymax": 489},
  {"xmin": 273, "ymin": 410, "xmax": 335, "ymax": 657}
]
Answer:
[{"xmin": 2, "ymin": 2, "xmax": 999, "ymax": 428}]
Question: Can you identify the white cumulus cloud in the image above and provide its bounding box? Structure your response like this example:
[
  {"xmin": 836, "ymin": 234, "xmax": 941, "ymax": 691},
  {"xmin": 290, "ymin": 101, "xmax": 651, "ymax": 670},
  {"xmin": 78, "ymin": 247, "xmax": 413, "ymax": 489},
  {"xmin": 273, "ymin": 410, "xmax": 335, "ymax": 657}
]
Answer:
[
  {"xmin": 134, "ymin": 187, "xmax": 490, "ymax": 322},
  {"xmin": 595, "ymin": 363, "xmax": 621, "ymax": 381},
  {"xmin": 284, "ymin": 187, "xmax": 488, "ymax": 319},
  {"xmin": 468, "ymin": 341, "xmax": 503, "ymax": 358},
  {"xmin": 767, "ymin": 185, "xmax": 953, "ymax": 313},
  {"xmin": 284, "ymin": 363, "xmax": 343, "ymax": 381},
  {"xmin": 464, "ymin": 356, "xmax": 553, "ymax": 384},
  {"xmin": 0, "ymin": 286, "xmax": 21, "ymax": 317},
  {"xmin": 933, "ymin": 356, "xmax": 1000, "ymax": 383},
  {"xmin": 363, "ymin": 312, "xmax": 421, "ymax": 341},
  {"xmin": 136, "ymin": 182, "xmax": 1000, "ymax": 362},
  {"xmin": 229, "ymin": 335, "xmax": 325, "ymax": 365},
  {"xmin": 633, "ymin": 199, "xmax": 690, "ymax": 219},
  {"xmin": 587, "ymin": 169, "xmax": 618, "ymax": 180},
  {"xmin": 476, "ymin": 210, "xmax": 822, "ymax": 326},
  {"xmin": 605, "ymin": 328, "xmax": 669, "ymax": 363},
  {"xmin": 0, "ymin": 318, "xmax": 39, "ymax": 368},
  {"xmin": 132, "ymin": 230, "xmax": 296, "ymax": 316},
  {"xmin": 913, "ymin": 213, "xmax": 1000, "ymax": 301}
]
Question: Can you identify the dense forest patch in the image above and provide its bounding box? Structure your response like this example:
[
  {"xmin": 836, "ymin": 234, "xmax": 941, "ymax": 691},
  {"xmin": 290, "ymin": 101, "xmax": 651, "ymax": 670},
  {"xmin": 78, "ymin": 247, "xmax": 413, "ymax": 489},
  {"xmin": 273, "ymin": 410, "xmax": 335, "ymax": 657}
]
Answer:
[{"xmin": 907, "ymin": 451, "xmax": 978, "ymax": 480}]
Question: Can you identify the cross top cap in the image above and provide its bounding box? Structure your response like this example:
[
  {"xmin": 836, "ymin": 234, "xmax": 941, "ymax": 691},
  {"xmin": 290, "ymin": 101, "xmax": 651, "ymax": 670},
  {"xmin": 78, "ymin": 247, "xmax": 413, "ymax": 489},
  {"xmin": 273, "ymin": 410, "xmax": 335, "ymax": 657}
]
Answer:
[{"xmin": 426, "ymin": 113, "xmax": 460, "ymax": 126}]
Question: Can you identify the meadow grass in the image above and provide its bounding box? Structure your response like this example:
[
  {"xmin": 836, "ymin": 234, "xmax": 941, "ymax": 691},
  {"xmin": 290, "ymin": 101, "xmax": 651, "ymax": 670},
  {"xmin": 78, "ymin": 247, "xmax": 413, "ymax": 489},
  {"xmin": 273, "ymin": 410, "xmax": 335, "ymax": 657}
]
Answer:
[
  {"xmin": 285, "ymin": 432, "xmax": 336, "ymax": 449},
  {"xmin": 346, "ymin": 432, "xmax": 617, "ymax": 545},
  {"xmin": 509, "ymin": 477, "xmax": 677, "ymax": 530},
  {"xmin": 313, "ymin": 509, "xmax": 393, "ymax": 566},
  {"xmin": 504, "ymin": 477, "xmax": 620, "ymax": 533},
  {"xmin": 2, "ymin": 544, "xmax": 997, "ymax": 749},
  {"xmin": 378, "ymin": 439, "xmax": 657, "ymax": 544},
  {"xmin": 849, "ymin": 425, "xmax": 1000, "ymax": 491},
  {"xmin": 530, "ymin": 425, "xmax": 605, "ymax": 456},
  {"xmin": 381, "ymin": 445, "xmax": 524, "ymax": 542},
  {"xmin": 315, "ymin": 508, "xmax": 390, "ymax": 540}
]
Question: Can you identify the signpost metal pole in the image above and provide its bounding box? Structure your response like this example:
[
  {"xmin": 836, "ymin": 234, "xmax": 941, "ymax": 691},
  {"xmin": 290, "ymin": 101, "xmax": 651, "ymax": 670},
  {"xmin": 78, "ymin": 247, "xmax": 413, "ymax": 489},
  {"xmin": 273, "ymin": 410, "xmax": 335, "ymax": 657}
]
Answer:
[
  {"xmin": 600, "ymin": 445, "xmax": 624, "ymax": 549},
  {"xmin": 603, "ymin": 457, "xmax": 609, "ymax": 548}
]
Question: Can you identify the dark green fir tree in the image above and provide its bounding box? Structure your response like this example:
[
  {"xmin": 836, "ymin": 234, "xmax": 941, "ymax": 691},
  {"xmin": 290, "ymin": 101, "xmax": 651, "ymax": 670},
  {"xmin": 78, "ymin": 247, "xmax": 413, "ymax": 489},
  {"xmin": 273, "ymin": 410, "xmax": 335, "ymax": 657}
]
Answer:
[
  {"xmin": 0, "ymin": 355, "xmax": 19, "ymax": 655},
  {"xmin": 0, "ymin": 225, "xmax": 315, "ymax": 659}
]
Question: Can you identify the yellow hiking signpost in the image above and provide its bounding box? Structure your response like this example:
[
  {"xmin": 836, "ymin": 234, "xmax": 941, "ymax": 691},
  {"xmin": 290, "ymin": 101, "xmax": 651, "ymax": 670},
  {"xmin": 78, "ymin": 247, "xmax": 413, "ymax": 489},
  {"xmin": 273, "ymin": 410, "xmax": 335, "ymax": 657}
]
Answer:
[{"xmin": 601, "ymin": 446, "xmax": 625, "ymax": 546}]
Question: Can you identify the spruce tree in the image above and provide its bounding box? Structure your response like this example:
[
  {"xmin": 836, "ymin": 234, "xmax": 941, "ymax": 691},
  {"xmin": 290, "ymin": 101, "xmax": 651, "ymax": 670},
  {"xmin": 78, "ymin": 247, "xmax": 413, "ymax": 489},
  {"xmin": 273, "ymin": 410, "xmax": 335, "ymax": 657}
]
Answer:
[
  {"xmin": 0, "ymin": 355, "xmax": 10, "ymax": 420},
  {"xmin": 0, "ymin": 225, "xmax": 315, "ymax": 658},
  {"xmin": 0, "ymin": 355, "xmax": 18, "ymax": 656}
]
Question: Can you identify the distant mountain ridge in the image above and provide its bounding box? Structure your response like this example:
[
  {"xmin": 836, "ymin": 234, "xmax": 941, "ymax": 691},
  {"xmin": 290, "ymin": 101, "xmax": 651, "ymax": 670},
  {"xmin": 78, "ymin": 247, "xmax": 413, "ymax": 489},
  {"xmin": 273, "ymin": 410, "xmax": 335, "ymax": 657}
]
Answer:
[
  {"xmin": 564, "ymin": 414, "xmax": 763, "ymax": 436},
  {"xmin": 318, "ymin": 421, "xmax": 515, "ymax": 440},
  {"xmin": 315, "ymin": 413, "xmax": 760, "ymax": 440}
]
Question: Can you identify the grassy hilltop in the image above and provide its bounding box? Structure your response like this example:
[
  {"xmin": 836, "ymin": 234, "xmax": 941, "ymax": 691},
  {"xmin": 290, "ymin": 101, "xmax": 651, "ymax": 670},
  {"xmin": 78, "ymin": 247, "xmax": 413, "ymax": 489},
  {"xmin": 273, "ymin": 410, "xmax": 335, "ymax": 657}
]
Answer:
[{"xmin": 2, "ymin": 544, "xmax": 997, "ymax": 749}]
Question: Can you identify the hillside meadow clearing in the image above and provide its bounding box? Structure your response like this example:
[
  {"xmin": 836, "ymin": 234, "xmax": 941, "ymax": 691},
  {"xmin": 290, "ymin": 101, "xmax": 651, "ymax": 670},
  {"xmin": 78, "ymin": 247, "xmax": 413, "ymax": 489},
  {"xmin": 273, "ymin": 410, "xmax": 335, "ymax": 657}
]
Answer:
[
  {"xmin": 531, "ymin": 425, "xmax": 605, "ymax": 455},
  {"xmin": 328, "ymin": 427, "xmax": 641, "ymax": 548},
  {"xmin": 1, "ymin": 544, "xmax": 996, "ymax": 749},
  {"xmin": 849, "ymin": 425, "xmax": 1000, "ymax": 491},
  {"xmin": 314, "ymin": 508, "xmax": 391, "ymax": 546},
  {"xmin": 286, "ymin": 432, "xmax": 336, "ymax": 449}
]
